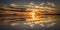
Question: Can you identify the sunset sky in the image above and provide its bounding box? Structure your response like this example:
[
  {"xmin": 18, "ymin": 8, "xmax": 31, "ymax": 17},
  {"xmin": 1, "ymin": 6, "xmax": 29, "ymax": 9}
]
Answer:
[
  {"xmin": 0, "ymin": 0, "xmax": 60, "ymax": 30},
  {"xmin": 0, "ymin": 0, "xmax": 60, "ymax": 14},
  {"xmin": 0, "ymin": 0, "xmax": 60, "ymax": 6}
]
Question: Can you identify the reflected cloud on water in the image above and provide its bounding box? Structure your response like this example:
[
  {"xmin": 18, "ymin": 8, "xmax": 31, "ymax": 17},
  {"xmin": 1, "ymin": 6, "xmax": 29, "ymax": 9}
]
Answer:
[{"xmin": 1, "ymin": 15, "xmax": 56, "ymax": 29}]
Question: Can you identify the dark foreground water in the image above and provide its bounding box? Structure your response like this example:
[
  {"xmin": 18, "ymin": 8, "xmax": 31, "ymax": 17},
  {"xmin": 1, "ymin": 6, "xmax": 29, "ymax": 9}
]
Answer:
[{"xmin": 0, "ymin": 15, "xmax": 60, "ymax": 30}]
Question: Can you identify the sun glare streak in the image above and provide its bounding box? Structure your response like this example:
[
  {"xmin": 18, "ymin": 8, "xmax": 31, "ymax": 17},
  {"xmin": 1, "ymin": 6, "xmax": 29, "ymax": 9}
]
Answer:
[{"xmin": 32, "ymin": 11, "xmax": 35, "ymax": 20}]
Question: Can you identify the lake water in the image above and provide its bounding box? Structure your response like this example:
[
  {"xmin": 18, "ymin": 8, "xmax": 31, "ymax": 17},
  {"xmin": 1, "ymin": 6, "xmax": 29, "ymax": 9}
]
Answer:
[{"xmin": 0, "ymin": 15, "xmax": 60, "ymax": 30}]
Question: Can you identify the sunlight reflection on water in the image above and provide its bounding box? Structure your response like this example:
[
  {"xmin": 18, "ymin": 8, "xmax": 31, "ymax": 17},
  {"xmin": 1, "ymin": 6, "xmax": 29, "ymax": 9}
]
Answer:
[{"xmin": 24, "ymin": 15, "xmax": 56, "ymax": 28}]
